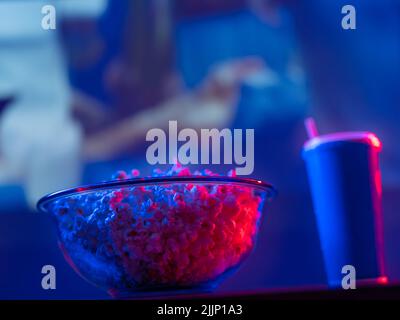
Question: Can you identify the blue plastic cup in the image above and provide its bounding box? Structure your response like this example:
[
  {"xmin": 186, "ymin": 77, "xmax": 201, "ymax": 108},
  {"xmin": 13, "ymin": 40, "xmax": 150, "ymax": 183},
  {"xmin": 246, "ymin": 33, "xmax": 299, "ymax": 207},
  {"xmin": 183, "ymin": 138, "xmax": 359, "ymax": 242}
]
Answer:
[{"xmin": 303, "ymin": 132, "xmax": 386, "ymax": 287}]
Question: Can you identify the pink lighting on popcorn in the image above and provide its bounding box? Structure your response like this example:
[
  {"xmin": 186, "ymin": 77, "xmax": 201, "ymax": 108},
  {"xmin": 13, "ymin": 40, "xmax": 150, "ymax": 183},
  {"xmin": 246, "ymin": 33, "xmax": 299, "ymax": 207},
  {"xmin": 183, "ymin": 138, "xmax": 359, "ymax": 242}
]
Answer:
[{"xmin": 41, "ymin": 164, "xmax": 275, "ymax": 295}]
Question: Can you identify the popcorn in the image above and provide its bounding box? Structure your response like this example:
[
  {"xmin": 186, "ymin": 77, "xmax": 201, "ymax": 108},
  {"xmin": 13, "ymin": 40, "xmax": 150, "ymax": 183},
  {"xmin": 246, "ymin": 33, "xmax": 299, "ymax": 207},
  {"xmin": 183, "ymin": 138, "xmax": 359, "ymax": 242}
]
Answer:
[{"xmin": 50, "ymin": 165, "xmax": 265, "ymax": 292}]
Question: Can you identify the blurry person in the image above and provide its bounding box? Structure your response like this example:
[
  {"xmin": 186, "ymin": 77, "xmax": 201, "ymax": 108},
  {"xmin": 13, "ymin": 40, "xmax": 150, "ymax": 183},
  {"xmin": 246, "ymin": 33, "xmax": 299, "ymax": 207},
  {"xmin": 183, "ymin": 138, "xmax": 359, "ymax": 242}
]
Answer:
[
  {"xmin": 0, "ymin": 0, "xmax": 107, "ymax": 207},
  {"xmin": 81, "ymin": 0, "xmax": 266, "ymax": 161}
]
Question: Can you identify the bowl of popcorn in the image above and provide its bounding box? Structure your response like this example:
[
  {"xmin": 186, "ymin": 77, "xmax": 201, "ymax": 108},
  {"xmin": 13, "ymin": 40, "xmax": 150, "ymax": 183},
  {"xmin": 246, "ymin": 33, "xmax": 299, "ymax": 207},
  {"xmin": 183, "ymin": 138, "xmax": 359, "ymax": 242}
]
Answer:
[{"xmin": 37, "ymin": 165, "xmax": 276, "ymax": 298}]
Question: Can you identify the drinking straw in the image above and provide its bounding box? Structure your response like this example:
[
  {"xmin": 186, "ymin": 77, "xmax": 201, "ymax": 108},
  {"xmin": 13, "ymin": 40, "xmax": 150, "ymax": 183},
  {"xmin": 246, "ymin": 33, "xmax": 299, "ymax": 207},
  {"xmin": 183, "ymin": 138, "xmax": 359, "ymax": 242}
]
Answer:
[{"xmin": 304, "ymin": 117, "xmax": 319, "ymax": 139}]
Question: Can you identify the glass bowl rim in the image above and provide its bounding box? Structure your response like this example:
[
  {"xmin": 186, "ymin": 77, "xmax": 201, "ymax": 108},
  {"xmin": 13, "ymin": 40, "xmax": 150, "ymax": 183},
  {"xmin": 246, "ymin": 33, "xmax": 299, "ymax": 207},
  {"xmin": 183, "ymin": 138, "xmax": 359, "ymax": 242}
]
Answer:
[{"xmin": 37, "ymin": 176, "xmax": 276, "ymax": 213}]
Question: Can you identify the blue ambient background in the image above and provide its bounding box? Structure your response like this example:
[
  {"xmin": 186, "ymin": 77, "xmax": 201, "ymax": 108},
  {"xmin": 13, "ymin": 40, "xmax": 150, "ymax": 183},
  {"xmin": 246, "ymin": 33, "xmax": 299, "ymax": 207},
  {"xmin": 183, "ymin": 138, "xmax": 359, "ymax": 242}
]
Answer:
[{"xmin": 0, "ymin": 0, "xmax": 399, "ymax": 299}]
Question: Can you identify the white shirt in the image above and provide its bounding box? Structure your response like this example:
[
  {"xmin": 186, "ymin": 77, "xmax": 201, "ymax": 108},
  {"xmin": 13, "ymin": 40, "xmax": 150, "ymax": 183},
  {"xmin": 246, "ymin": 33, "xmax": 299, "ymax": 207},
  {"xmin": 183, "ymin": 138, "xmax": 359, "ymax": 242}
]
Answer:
[{"xmin": 0, "ymin": 0, "xmax": 107, "ymax": 206}]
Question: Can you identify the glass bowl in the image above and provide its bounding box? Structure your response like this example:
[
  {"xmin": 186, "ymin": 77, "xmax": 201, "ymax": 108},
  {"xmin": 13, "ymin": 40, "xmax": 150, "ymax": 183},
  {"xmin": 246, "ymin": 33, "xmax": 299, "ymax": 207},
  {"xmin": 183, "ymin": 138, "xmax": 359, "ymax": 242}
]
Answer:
[{"xmin": 37, "ymin": 176, "xmax": 276, "ymax": 298}]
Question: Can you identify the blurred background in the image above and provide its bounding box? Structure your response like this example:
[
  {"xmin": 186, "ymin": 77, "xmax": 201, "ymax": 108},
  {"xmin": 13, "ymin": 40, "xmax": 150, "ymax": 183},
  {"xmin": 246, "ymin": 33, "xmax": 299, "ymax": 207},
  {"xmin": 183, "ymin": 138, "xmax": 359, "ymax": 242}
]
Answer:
[{"xmin": 0, "ymin": 0, "xmax": 399, "ymax": 299}]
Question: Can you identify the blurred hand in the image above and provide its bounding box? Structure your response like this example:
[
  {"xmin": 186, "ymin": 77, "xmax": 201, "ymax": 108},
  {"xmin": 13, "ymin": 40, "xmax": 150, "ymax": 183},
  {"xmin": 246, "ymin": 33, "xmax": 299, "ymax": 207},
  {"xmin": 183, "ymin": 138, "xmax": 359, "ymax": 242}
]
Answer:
[{"xmin": 197, "ymin": 56, "xmax": 266, "ymax": 106}]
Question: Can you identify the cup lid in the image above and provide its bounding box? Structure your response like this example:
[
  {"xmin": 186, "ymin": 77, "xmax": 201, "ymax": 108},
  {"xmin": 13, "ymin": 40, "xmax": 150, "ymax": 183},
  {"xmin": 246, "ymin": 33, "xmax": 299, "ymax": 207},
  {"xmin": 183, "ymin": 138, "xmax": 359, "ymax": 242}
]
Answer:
[{"xmin": 303, "ymin": 131, "xmax": 382, "ymax": 152}]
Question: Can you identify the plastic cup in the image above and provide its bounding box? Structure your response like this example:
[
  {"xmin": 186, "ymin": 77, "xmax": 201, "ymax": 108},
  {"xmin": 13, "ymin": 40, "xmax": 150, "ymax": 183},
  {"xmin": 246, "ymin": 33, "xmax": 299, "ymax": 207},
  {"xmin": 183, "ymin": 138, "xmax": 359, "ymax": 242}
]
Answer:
[{"xmin": 302, "ymin": 132, "xmax": 386, "ymax": 287}]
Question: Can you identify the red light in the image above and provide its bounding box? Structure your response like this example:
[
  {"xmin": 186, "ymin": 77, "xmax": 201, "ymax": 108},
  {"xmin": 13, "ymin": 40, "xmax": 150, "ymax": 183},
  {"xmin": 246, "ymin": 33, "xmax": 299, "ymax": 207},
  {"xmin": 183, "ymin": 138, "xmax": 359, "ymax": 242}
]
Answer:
[
  {"xmin": 368, "ymin": 134, "xmax": 381, "ymax": 149},
  {"xmin": 377, "ymin": 276, "xmax": 388, "ymax": 285},
  {"xmin": 375, "ymin": 170, "xmax": 382, "ymax": 197}
]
